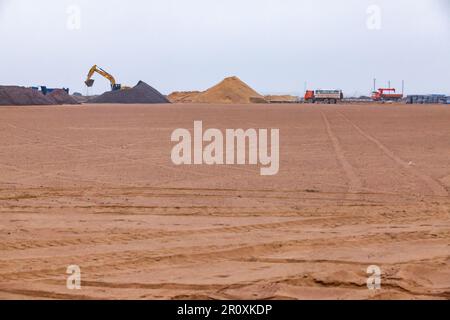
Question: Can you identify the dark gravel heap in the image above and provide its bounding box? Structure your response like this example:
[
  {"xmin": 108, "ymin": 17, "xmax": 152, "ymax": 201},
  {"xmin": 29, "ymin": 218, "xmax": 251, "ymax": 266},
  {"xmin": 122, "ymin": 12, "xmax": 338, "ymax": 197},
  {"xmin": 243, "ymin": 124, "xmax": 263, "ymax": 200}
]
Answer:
[
  {"xmin": 0, "ymin": 86, "xmax": 56, "ymax": 106},
  {"xmin": 90, "ymin": 81, "xmax": 170, "ymax": 104},
  {"xmin": 48, "ymin": 89, "xmax": 80, "ymax": 105}
]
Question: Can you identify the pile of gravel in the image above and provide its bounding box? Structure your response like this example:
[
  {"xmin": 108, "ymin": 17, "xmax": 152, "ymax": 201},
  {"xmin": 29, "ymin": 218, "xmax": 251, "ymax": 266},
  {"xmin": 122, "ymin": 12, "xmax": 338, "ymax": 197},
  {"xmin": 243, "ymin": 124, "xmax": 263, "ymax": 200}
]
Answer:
[
  {"xmin": 48, "ymin": 89, "xmax": 80, "ymax": 105},
  {"xmin": 90, "ymin": 81, "xmax": 170, "ymax": 104},
  {"xmin": 0, "ymin": 86, "xmax": 56, "ymax": 106}
]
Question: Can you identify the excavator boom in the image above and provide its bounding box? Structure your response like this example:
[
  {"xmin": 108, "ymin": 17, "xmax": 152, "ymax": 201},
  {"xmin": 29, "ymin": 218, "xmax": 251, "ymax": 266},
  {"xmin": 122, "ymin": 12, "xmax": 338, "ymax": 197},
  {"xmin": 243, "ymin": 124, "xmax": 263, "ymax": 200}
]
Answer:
[{"xmin": 85, "ymin": 65, "xmax": 121, "ymax": 91}]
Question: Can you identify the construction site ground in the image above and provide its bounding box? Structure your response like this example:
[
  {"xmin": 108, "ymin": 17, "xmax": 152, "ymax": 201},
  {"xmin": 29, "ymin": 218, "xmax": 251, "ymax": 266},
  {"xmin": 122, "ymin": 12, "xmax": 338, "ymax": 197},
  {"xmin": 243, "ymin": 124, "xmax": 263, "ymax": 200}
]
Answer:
[{"xmin": 0, "ymin": 103, "xmax": 449, "ymax": 300}]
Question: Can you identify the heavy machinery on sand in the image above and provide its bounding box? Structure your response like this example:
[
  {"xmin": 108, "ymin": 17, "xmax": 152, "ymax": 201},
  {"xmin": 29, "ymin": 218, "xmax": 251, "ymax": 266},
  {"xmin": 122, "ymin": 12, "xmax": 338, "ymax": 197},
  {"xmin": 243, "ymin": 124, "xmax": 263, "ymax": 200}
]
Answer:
[
  {"xmin": 304, "ymin": 89, "xmax": 343, "ymax": 104},
  {"xmin": 371, "ymin": 88, "xmax": 403, "ymax": 102},
  {"xmin": 85, "ymin": 65, "xmax": 129, "ymax": 91}
]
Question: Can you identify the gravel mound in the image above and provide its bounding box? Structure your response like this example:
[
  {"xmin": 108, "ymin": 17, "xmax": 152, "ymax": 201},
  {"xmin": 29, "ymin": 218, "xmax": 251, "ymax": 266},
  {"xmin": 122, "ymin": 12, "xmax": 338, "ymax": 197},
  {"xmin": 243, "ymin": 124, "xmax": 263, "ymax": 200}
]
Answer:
[
  {"xmin": 48, "ymin": 89, "xmax": 80, "ymax": 105},
  {"xmin": 0, "ymin": 86, "xmax": 56, "ymax": 106},
  {"xmin": 90, "ymin": 81, "xmax": 170, "ymax": 104}
]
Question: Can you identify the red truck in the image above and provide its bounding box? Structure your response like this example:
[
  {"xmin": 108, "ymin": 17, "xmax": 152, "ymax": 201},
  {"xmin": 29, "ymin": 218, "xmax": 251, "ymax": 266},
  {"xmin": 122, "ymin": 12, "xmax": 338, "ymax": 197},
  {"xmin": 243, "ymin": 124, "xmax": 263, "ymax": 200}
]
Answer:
[
  {"xmin": 371, "ymin": 88, "xmax": 403, "ymax": 102},
  {"xmin": 304, "ymin": 89, "xmax": 343, "ymax": 104}
]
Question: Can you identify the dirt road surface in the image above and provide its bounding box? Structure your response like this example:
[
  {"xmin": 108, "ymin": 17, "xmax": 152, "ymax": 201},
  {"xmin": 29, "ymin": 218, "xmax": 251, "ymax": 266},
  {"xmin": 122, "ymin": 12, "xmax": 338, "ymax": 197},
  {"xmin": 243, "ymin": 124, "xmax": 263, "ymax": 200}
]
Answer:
[{"xmin": 0, "ymin": 103, "xmax": 449, "ymax": 300}]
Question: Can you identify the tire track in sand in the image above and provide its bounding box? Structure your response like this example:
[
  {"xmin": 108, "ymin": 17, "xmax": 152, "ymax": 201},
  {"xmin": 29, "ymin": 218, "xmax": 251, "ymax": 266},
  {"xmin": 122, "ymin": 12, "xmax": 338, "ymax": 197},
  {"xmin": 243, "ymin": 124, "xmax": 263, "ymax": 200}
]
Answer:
[
  {"xmin": 3, "ymin": 229, "xmax": 445, "ymax": 281},
  {"xmin": 0, "ymin": 213, "xmax": 384, "ymax": 252},
  {"xmin": 320, "ymin": 111, "xmax": 363, "ymax": 197},
  {"xmin": 337, "ymin": 111, "xmax": 448, "ymax": 197}
]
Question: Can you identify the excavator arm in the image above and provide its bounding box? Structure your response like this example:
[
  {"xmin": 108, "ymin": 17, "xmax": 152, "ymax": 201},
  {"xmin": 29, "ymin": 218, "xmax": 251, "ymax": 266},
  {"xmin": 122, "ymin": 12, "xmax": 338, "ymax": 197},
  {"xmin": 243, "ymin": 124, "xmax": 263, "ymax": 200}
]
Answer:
[{"xmin": 85, "ymin": 65, "xmax": 120, "ymax": 91}]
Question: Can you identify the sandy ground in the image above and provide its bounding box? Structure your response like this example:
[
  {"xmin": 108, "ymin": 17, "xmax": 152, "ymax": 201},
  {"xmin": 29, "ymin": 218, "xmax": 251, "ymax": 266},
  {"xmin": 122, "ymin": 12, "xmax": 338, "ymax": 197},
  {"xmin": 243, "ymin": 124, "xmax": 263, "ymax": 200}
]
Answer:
[{"xmin": 0, "ymin": 103, "xmax": 449, "ymax": 300}]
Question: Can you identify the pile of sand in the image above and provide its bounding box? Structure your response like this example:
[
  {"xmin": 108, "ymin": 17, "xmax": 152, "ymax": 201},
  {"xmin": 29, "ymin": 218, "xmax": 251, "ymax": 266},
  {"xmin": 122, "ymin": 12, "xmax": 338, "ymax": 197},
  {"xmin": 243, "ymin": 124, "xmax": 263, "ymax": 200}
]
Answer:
[
  {"xmin": 48, "ymin": 89, "xmax": 80, "ymax": 105},
  {"xmin": 72, "ymin": 93, "xmax": 97, "ymax": 103},
  {"xmin": 168, "ymin": 91, "xmax": 201, "ymax": 103},
  {"xmin": 0, "ymin": 86, "xmax": 56, "ymax": 106},
  {"xmin": 265, "ymin": 95, "xmax": 298, "ymax": 103},
  {"xmin": 191, "ymin": 76, "xmax": 267, "ymax": 104},
  {"xmin": 90, "ymin": 81, "xmax": 170, "ymax": 104}
]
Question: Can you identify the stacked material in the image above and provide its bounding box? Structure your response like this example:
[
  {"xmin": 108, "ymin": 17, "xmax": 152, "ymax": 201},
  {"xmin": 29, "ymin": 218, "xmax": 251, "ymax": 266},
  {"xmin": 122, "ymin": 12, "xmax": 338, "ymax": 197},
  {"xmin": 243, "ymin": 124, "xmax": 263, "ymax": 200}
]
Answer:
[
  {"xmin": 71, "ymin": 93, "xmax": 91, "ymax": 103},
  {"xmin": 0, "ymin": 86, "xmax": 56, "ymax": 105},
  {"xmin": 406, "ymin": 95, "xmax": 448, "ymax": 104},
  {"xmin": 265, "ymin": 95, "xmax": 299, "ymax": 103},
  {"xmin": 48, "ymin": 89, "xmax": 80, "ymax": 105},
  {"xmin": 168, "ymin": 91, "xmax": 201, "ymax": 103},
  {"xmin": 90, "ymin": 81, "xmax": 170, "ymax": 104},
  {"xmin": 192, "ymin": 76, "xmax": 267, "ymax": 104}
]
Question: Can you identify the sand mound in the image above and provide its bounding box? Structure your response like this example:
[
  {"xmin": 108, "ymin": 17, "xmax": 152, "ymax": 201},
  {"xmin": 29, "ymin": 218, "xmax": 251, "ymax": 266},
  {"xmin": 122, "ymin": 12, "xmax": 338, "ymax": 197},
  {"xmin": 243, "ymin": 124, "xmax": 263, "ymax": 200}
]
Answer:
[
  {"xmin": 168, "ymin": 91, "xmax": 202, "ymax": 103},
  {"xmin": 265, "ymin": 95, "xmax": 298, "ymax": 103},
  {"xmin": 48, "ymin": 89, "xmax": 80, "ymax": 105},
  {"xmin": 192, "ymin": 76, "xmax": 267, "ymax": 104},
  {"xmin": 0, "ymin": 86, "xmax": 56, "ymax": 106},
  {"xmin": 90, "ymin": 81, "xmax": 170, "ymax": 104},
  {"xmin": 71, "ymin": 93, "xmax": 91, "ymax": 104},
  {"xmin": 441, "ymin": 174, "xmax": 450, "ymax": 187}
]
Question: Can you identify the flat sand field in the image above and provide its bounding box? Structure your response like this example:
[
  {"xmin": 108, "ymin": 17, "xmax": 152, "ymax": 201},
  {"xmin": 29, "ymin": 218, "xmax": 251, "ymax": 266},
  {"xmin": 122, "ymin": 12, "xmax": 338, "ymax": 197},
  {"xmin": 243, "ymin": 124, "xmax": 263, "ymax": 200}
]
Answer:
[{"xmin": 0, "ymin": 103, "xmax": 449, "ymax": 300}]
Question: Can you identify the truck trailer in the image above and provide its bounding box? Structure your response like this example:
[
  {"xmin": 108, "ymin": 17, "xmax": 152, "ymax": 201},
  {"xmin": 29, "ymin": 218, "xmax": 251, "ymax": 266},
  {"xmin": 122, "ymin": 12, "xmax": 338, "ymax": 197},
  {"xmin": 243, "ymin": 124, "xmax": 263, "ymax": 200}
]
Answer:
[{"xmin": 304, "ymin": 90, "xmax": 343, "ymax": 104}]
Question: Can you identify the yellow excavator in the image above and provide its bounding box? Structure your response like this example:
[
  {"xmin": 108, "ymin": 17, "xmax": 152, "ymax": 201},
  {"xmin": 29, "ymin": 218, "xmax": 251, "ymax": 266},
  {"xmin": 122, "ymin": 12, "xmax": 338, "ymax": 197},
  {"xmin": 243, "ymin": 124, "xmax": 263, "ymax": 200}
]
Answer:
[{"xmin": 85, "ymin": 65, "xmax": 129, "ymax": 91}]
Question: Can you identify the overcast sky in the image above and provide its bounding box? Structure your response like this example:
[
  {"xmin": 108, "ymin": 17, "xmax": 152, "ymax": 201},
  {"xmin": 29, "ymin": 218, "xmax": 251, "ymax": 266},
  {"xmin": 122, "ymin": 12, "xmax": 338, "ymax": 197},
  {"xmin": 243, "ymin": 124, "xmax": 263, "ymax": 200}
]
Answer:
[{"xmin": 0, "ymin": 0, "xmax": 449, "ymax": 96}]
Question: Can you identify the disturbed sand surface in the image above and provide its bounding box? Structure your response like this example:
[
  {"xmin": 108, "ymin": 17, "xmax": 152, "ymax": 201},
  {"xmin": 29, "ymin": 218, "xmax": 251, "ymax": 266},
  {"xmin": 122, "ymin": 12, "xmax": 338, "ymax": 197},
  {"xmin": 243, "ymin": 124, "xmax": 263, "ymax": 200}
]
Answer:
[{"xmin": 0, "ymin": 103, "xmax": 449, "ymax": 300}]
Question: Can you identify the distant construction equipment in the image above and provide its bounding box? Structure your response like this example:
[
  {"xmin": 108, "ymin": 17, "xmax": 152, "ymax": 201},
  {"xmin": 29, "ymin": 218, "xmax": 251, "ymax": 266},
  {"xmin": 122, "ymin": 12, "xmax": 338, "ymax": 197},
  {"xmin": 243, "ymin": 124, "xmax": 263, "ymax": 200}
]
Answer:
[
  {"xmin": 371, "ymin": 88, "xmax": 403, "ymax": 102},
  {"xmin": 31, "ymin": 86, "xmax": 69, "ymax": 95},
  {"xmin": 85, "ymin": 65, "xmax": 129, "ymax": 91},
  {"xmin": 304, "ymin": 89, "xmax": 343, "ymax": 104}
]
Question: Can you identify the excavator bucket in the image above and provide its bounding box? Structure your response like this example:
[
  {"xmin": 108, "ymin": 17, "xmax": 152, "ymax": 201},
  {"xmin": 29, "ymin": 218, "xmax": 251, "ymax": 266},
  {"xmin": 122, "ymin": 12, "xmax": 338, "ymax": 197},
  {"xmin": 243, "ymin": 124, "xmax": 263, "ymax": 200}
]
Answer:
[{"xmin": 85, "ymin": 79, "xmax": 95, "ymax": 87}]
